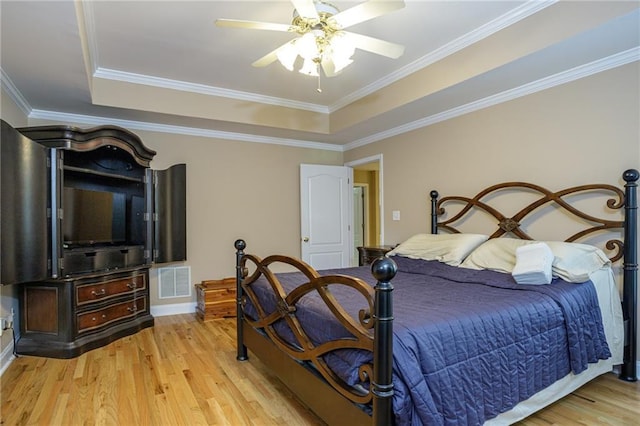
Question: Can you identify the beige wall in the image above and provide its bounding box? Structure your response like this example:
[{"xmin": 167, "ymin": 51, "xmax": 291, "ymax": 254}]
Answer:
[
  {"xmin": 1, "ymin": 87, "xmax": 28, "ymax": 128},
  {"xmin": 108, "ymin": 130, "xmax": 343, "ymax": 306},
  {"xmin": 345, "ymin": 63, "xmax": 640, "ymax": 245},
  {"xmin": 4, "ymin": 61, "xmax": 638, "ymax": 361},
  {"xmin": 345, "ymin": 63, "xmax": 640, "ymax": 361},
  {"xmin": 1, "ymin": 86, "xmax": 29, "ymax": 360}
]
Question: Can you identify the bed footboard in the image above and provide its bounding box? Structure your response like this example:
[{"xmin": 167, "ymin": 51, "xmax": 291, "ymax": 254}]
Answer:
[{"xmin": 233, "ymin": 239, "xmax": 397, "ymax": 425}]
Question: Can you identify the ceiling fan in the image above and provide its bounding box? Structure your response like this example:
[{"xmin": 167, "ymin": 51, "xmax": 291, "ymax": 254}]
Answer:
[{"xmin": 215, "ymin": 0, "xmax": 406, "ymax": 79}]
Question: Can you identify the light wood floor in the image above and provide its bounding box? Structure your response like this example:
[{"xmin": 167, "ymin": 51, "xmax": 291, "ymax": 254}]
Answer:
[{"xmin": 1, "ymin": 314, "xmax": 638, "ymax": 425}]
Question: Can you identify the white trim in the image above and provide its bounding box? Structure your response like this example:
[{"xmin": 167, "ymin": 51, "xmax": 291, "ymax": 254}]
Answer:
[
  {"xmin": 82, "ymin": 0, "xmax": 555, "ymax": 116},
  {"xmin": 329, "ymin": 0, "xmax": 557, "ymax": 113},
  {"xmin": 0, "ymin": 339, "xmax": 15, "ymax": 378},
  {"xmin": 343, "ymin": 47, "xmax": 640, "ymax": 151},
  {"xmin": 94, "ymin": 68, "xmax": 330, "ymax": 114},
  {"xmin": 78, "ymin": 0, "xmax": 99, "ymax": 75},
  {"xmin": 345, "ymin": 154, "xmax": 384, "ymax": 245},
  {"xmin": 28, "ymin": 109, "xmax": 344, "ymax": 152},
  {"xmin": 0, "ymin": 68, "xmax": 32, "ymax": 116},
  {"xmin": 150, "ymin": 301, "xmax": 196, "ymax": 317},
  {"xmin": 15, "ymin": 49, "xmax": 636, "ymax": 155}
]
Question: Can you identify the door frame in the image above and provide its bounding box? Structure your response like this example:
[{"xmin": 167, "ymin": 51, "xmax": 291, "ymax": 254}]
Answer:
[{"xmin": 344, "ymin": 154, "xmax": 384, "ymax": 245}]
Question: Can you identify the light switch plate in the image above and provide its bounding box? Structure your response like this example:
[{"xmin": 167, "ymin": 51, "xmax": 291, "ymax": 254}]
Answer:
[{"xmin": 392, "ymin": 210, "xmax": 400, "ymax": 221}]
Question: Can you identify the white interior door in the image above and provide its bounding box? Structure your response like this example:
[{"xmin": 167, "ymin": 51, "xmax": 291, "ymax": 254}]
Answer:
[{"xmin": 300, "ymin": 164, "xmax": 352, "ymax": 269}]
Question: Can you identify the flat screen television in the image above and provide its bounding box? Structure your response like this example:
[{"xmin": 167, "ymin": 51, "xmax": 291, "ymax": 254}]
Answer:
[{"xmin": 63, "ymin": 187, "xmax": 126, "ymax": 246}]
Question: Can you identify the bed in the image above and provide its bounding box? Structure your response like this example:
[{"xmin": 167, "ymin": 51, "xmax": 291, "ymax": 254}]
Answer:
[{"xmin": 232, "ymin": 169, "xmax": 638, "ymax": 425}]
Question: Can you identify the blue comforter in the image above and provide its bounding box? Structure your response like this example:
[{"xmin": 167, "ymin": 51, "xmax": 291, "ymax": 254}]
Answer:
[{"xmin": 245, "ymin": 256, "xmax": 610, "ymax": 425}]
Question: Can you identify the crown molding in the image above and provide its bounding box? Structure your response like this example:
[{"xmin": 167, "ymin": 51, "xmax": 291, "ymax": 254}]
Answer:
[
  {"xmin": 81, "ymin": 0, "xmax": 554, "ymax": 116},
  {"xmin": 0, "ymin": 68, "xmax": 32, "ymax": 116},
  {"xmin": 77, "ymin": 0, "xmax": 99, "ymax": 75},
  {"xmin": 344, "ymin": 47, "xmax": 640, "ymax": 151},
  {"xmin": 18, "ymin": 48, "xmax": 638, "ymax": 155},
  {"xmin": 328, "ymin": 0, "xmax": 558, "ymax": 113},
  {"xmin": 27, "ymin": 109, "xmax": 344, "ymax": 152},
  {"xmin": 93, "ymin": 68, "xmax": 330, "ymax": 114}
]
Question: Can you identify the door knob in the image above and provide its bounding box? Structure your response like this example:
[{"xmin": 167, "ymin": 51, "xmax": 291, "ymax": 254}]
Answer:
[{"xmin": 303, "ymin": 237, "xmax": 309, "ymax": 242}]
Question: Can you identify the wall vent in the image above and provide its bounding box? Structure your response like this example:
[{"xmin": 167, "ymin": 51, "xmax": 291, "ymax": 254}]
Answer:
[{"xmin": 158, "ymin": 266, "xmax": 191, "ymax": 299}]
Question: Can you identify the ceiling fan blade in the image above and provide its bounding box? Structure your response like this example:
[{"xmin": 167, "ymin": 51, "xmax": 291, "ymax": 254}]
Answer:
[
  {"xmin": 290, "ymin": 0, "xmax": 319, "ymax": 20},
  {"xmin": 215, "ymin": 19, "xmax": 293, "ymax": 33},
  {"xmin": 251, "ymin": 42, "xmax": 294, "ymax": 68},
  {"xmin": 331, "ymin": 0, "xmax": 405, "ymax": 29},
  {"xmin": 345, "ymin": 31, "xmax": 405, "ymax": 59},
  {"xmin": 251, "ymin": 49, "xmax": 279, "ymax": 68}
]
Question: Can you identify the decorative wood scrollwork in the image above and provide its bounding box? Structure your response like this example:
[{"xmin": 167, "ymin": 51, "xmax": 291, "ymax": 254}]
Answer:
[
  {"xmin": 238, "ymin": 253, "xmax": 376, "ymax": 404},
  {"xmin": 433, "ymin": 181, "xmax": 625, "ymax": 261}
]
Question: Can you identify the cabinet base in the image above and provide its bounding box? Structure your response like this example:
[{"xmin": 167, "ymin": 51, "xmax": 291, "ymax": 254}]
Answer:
[{"xmin": 16, "ymin": 314, "xmax": 154, "ymax": 359}]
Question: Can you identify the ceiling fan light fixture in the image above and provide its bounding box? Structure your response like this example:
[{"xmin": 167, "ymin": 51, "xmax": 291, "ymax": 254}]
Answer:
[
  {"xmin": 299, "ymin": 58, "xmax": 319, "ymax": 76},
  {"xmin": 219, "ymin": 0, "xmax": 406, "ymax": 83},
  {"xmin": 276, "ymin": 41, "xmax": 298, "ymax": 71},
  {"xmin": 296, "ymin": 31, "xmax": 321, "ymax": 60}
]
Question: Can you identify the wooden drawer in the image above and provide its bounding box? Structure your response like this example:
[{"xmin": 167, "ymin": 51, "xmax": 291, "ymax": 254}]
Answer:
[
  {"xmin": 77, "ymin": 296, "xmax": 147, "ymax": 333},
  {"xmin": 76, "ymin": 274, "xmax": 146, "ymax": 305},
  {"xmin": 196, "ymin": 278, "xmax": 236, "ymax": 321}
]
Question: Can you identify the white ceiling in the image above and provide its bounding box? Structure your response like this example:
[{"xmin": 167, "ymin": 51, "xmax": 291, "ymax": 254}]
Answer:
[{"xmin": 1, "ymin": 1, "xmax": 638, "ymax": 150}]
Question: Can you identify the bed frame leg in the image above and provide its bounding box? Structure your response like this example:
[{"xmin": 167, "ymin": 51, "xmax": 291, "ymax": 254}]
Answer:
[
  {"xmin": 371, "ymin": 257, "xmax": 398, "ymax": 425},
  {"xmin": 620, "ymin": 169, "xmax": 638, "ymax": 382},
  {"xmin": 235, "ymin": 239, "xmax": 248, "ymax": 361}
]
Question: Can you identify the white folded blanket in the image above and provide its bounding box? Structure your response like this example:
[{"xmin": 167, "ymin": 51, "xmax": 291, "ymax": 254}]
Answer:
[{"xmin": 512, "ymin": 242, "xmax": 554, "ymax": 285}]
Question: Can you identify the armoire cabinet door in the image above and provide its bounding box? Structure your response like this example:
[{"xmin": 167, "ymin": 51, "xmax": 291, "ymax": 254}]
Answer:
[
  {"xmin": 149, "ymin": 163, "xmax": 187, "ymax": 263},
  {"xmin": 1, "ymin": 120, "xmax": 49, "ymax": 285}
]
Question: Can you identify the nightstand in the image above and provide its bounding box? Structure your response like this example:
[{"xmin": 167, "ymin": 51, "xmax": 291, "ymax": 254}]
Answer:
[{"xmin": 357, "ymin": 245, "xmax": 395, "ymax": 266}]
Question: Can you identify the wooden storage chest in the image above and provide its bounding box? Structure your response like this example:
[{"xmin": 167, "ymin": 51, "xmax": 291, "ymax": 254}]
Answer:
[{"xmin": 195, "ymin": 277, "xmax": 236, "ymax": 320}]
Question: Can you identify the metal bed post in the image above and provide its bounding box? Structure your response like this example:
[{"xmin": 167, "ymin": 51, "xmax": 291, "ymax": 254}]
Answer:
[
  {"xmin": 620, "ymin": 169, "xmax": 638, "ymax": 381},
  {"xmin": 235, "ymin": 239, "xmax": 248, "ymax": 361},
  {"xmin": 430, "ymin": 190, "xmax": 439, "ymax": 234},
  {"xmin": 371, "ymin": 256, "xmax": 398, "ymax": 426}
]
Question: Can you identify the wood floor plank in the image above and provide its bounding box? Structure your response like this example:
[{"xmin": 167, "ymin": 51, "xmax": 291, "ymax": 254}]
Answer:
[{"xmin": 1, "ymin": 314, "xmax": 638, "ymax": 425}]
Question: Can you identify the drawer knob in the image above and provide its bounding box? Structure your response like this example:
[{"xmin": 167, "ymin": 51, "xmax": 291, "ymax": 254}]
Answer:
[{"xmin": 91, "ymin": 289, "xmax": 107, "ymax": 297}]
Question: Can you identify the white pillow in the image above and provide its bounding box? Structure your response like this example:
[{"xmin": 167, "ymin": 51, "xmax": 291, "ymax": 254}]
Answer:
[
  {"xmin": 460, "ymin": 238, "xmax": 535, "ymax": 273},
  {"xmin": 387, "ymin": 233, "xmax": 489, "ymax": 266},
  {"xmin": 545, "ymin": 241, "xmax": 611, "ymax": 283},
  {"xmin": 460, "ymin": 238, "xmax": 611, "ymax": 283}
]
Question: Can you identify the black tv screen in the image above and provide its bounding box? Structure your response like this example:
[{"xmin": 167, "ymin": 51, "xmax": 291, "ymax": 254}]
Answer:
[{"xmin": 63, "ymin": 187, "xmax": 126, "ymax": 245}]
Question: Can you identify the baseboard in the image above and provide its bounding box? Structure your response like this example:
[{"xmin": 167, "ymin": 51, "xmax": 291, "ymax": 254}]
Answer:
[
  {"xmin": 150, "ymin": 301, "xmax": 196, "ymax": 317},
  {"xmin": 0, "ymin": 338, "xmax": 15, "ymax": 377}
]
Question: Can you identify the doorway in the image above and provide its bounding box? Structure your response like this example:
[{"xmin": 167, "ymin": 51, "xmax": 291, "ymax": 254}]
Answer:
[
  {"xmin": 345, "ymin": 155, "xmax": 383, "ymax": 257},
  {"xmin": 353, "ymin": 184, "xmax": 369, "ymax": 261}
]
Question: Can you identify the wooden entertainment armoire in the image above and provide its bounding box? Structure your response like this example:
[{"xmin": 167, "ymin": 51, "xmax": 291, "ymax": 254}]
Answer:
[{"xmin": 0, "ymin": 120, "xmax": 186, "ymax": 358}]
